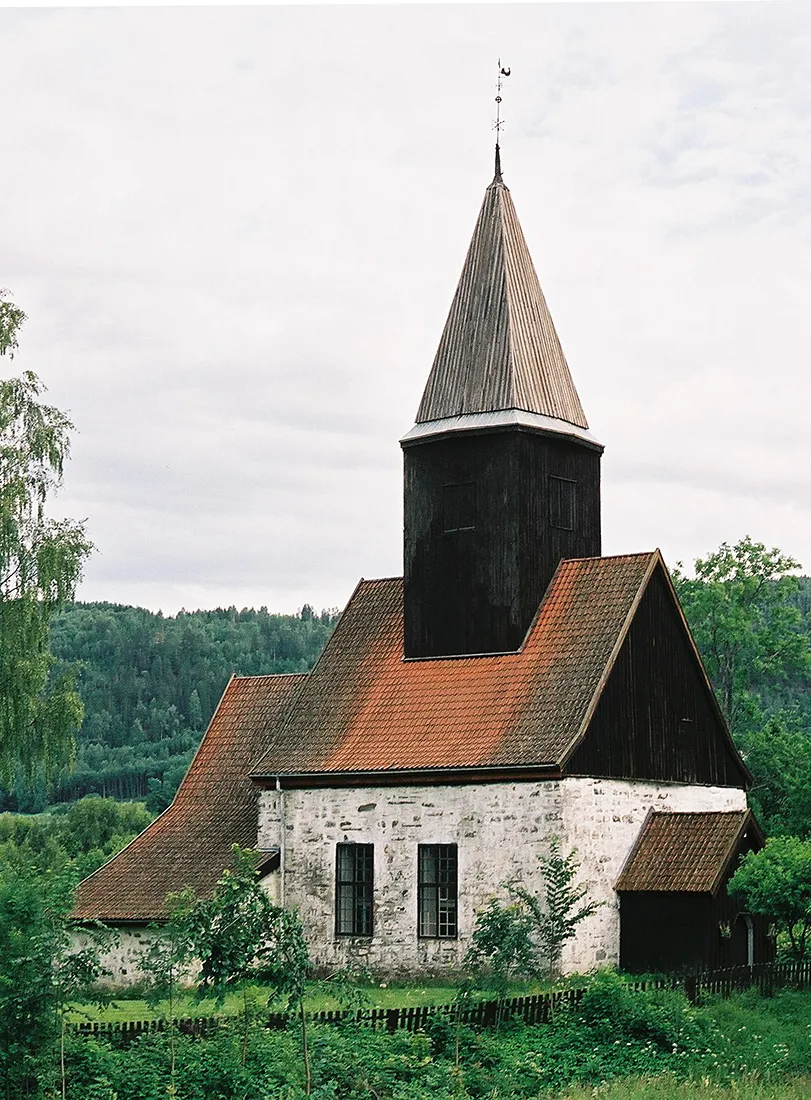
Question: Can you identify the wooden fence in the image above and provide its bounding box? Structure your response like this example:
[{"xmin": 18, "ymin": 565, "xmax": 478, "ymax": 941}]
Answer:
[{"xmin": 73, "ymin": 960, "xmax": 811, "ymax": 1045}]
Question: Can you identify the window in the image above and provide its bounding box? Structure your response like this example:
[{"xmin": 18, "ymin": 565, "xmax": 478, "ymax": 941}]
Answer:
[
  {"xmin": 549, "ymin": 476, "xmax": 576, "ymax": 531},
  {"xmin": 443, "ymin": 482, "xmax": 476, "ymax": 532},
  {"xmin": 418, "ymin": 844, "xmax": 458, "ymax": 938},
  {"xmin": 335, "ymin": 844, "xmax": 374, "ymax": 936}
]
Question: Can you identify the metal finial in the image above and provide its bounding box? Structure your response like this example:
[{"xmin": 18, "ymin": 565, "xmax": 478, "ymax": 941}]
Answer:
[{"xmin": 493, "ymin": 59, "xmax": 510, "ymax": 182}]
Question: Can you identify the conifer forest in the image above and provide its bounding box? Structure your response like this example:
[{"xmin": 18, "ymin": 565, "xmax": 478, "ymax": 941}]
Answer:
[{"xmin": 0, "ymin": 603, "xmax": 338, "ymax": 813}]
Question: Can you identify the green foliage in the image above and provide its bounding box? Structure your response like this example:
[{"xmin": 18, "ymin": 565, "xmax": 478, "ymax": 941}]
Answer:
[
  {"xmin": 188, "ymin": 847, "xmax": 309, "ymax": 1003},
  {"xmin": 463, "ymin": 897, "xmax": 537, "ymax": 990},
  {"xmin": 0, "ymin": 796, "xmax": 153, "ymax": 881},
  {"xmin": 0, "ymin": 290, "xmax": 26, "ymax": 359},
  {"xmin": 0, "ymin": 858, "xmax": 109, "ymax": 1098},
  {"xmin": 674, "ymin": 539, "xmax": 811, "ymax": 838},
  {"xmin": 465, "ymin": 840, "xmax": 602, "ymax": 996},
  {"xmin": 0, "ymin": 865, "xmax": 66, "ymax": 1094},
  {"xmin": 54, "ymin": 795, "xmax": 152, "ymax": 860},
  {"xmin": 140, "ymin": 889, "xmax": 198, "ymax": 1097},
  {"xmin": 673, "ymin": 538, "xmax": 810, "ymax": 737},
  {"xmin": 512, "ymin": 837, "xmax": 604, "ymax": 976},
  {"xmin": 1, "ymin": 362, "xmax": 93, "ymax": 785},
  {"xmin": 729, "ymin": 837, "xmax": 811, "ymax": 959},
  {"xmin": 740, "ymin": 710, "xmax": 811, "ymax": 836},
  {"xmin": 57, "ymin": 983, "xmax": 811, "ymax": 1099},
  {"xmin": 178, "ymin": 846, "xmax": 312, "ymax": 1079}
]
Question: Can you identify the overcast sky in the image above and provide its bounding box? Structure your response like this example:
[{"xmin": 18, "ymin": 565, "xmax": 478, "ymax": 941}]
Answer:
[{"xmin": 3, "ymin": 3, "xmax": 810, "ymax": 615}]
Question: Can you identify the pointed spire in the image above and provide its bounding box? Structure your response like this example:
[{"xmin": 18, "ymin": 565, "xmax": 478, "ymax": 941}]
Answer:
[{"xmin": 413, "ymin": 177, "xmax": 590, "ymax": 433}]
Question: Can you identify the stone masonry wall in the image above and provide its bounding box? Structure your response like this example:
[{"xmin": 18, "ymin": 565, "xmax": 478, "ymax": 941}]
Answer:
[
  {"xmin": 258, "ymin": 781, "xmax": 564, "ymax": 973},
  {"xmin": 73, "ymin": 869, "xmax": 281, "ymax": 987},
  {"xmin": 559, "ymin": 778, "xmax": 747, "ymax": 973},
  {"xmin": 258, "ymin": 778, "xmax": 747, "ymax": 976},
  {"xmin": 81, "ymin": 777, "xmax": 748, "ymax": 985},
  {"xmin": 73, "ymin": 926, "xmax": 159, "ymax": 986}
]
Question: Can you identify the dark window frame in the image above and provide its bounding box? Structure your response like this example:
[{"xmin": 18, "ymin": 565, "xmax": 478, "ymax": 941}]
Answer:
[
  {"xmin": 549, "ymin": 475, "xmax": 576, "ymax": 531},
  {"xmin": 418, "ymin": 844, "xmax": 458, "ymax": 939},
  {"xmin": 335, "ymin": 843, "xmax": 374, "ymax": 937},
  {"xmin": 443, "ymin": 482, "xmax": 476, "ymax": 533}
]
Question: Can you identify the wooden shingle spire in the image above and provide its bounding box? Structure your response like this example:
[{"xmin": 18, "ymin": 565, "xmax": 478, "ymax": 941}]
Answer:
[
  {"xmin": 415, "ymin": 162, "xmax": 588, "ymax": 432},
  {"xmin": 402, "ymin": 152, "xmax": 602, "ymax": 658}
]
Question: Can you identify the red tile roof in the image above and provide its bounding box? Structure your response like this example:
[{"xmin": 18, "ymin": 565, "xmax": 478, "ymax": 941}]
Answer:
[
  {"xmin": 615, "ymin": 810, "xmax": 762, "ymax": 894},
  {"xmin": 73, "ymin": 673, "xmax": 304, "ymax": 922},
  {"xmin": 251, "ymin": 552, "xmax": 657, "ymax": 777}
]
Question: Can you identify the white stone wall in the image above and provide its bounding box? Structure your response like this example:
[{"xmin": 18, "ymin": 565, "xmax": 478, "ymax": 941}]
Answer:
[
  {"xmin": 72, "ymin": 926, "xmax": 159, "ymax": 986},
  {"xmin": 258, "ymin": 781, "xmax": 564, "ymax": 973},
  {"xmin": 258, "ymin": 778, "xmax": 747, "ymax": 977},
  {"xmin": 72, "ymin": 871, "xmax": 281, "ymax": 987},
  {"xmin": 558, "ymin": 778, "xmax": 747, "ymax": 973},
  {"xmin": 81, "ymin": 777, "xmax": 747, "ymax": 985}
]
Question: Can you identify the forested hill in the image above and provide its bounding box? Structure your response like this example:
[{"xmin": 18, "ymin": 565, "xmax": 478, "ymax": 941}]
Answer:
[{"xmin": 0, "ymin": 602, "xmax": 338, "ymax": 814}]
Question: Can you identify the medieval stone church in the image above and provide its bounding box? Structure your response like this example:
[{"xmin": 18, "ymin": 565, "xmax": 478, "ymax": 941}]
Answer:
[{"xmin": 74, "ymin": 151, "xmax": 768, "ymax": 980}]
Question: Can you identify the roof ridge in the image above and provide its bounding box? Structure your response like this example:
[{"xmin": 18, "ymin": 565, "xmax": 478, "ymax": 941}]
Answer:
[
  {"xmin": 233, "ymin": 671, "xmax": 309, "ymax": 684},
  {"xmin": 648, "ymin": 809, "xmax": 747, "ymax": 818},
  {"xmin": 557, "ymin": 550, "xmax": 658, "ymax": 565}
]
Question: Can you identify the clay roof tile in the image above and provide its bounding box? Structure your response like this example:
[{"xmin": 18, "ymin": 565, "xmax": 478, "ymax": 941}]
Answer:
[
  {"xmin": 615, "ymin": 810, "xmax": 761, "ymax": 893},
  {"xmin": 73, "ymin": 673, "xmax": 304, "ymax": 922},
  {"xmin": 251, "ymin": 552, "xmax": 657, "ymax": 777}
]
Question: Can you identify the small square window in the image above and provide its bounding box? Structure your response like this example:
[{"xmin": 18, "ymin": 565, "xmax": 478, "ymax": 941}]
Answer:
[
  {"xmin": 418, "ymin": 844, "xmax": 458, "ymax": 939},
  {"xmin": 549, "ymin": 476, "xmax": 576, "ymax": 531},
  {"xmin": 443, "ymin": 483, "xmax": 476, "ymax": 533},
  {"xmin": 336, "ymin": 844, "xmax": 374, "ymax": 936}
]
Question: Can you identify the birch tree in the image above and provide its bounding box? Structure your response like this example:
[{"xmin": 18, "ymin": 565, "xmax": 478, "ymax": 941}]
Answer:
[{"xmin": 1, "ymin": 294, "xmax": 92, "ymax": 781}]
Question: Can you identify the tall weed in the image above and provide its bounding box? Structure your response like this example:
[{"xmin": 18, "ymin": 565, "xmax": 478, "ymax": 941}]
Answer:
[{"xmin": 57, "ymin": 978, "xmax": 811, "ymax": 1100}]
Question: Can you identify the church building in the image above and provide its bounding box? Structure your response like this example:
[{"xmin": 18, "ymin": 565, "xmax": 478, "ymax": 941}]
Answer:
[{"xmin": 74, "ymin": 149, "xmax": 769, "ymax": 979}]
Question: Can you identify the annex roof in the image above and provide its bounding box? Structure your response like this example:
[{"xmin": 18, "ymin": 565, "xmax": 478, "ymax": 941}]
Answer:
[
  {"xmin": 412, "ymin": 169, "xmax": 590, "ymax": 439},
  {"xmin": 615, "ymin": 810, "xmax": 762, "ymax": 894},
  {"xmin": 73, "ymin": 673, "xmax": 304, "ymax": 922},
  {"xmin": 251, "ymin": 551, "xmax": 659, "ymax": 780}
]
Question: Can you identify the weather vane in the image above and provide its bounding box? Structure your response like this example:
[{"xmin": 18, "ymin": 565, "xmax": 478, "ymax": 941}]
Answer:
[
  {"xmin": 493, "ymin": 59, "xmax": 511, "ymax": 180},
  {"xmin": 494, "ymin": 59, "xmax": 511, "ymax": 136}
]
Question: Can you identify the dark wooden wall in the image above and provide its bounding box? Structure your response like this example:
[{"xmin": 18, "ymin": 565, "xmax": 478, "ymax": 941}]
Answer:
[
  {"xmin": 620, "ymin": 893, "xmax": 713, "ymax": 973},
  {"xmin": 402, "ymin": 428, "xmax": 601, "ymax": 657},
  {"xmin": 619, "ymin": 833, "xmax": 773, "ymax": 973},
  {"xmin": 566, "ymin": 567, "xmax": 749, "ymax": 786}
]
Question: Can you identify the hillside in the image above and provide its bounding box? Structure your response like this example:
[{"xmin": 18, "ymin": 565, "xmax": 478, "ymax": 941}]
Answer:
[{"xmin": 0, "ymin": 602, "xmax": 338, "ymax": 812}]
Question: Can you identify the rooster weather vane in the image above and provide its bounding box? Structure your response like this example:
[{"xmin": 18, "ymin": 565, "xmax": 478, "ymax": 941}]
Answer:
[{"xmin": 494, "ymin": 60, "xmax": 510, "ymax": 180}]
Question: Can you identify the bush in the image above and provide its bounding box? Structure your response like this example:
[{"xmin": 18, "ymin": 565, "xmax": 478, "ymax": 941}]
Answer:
[{"xmin": 59, "ymin": 981, "xmax": 811, "ymax": 1100}]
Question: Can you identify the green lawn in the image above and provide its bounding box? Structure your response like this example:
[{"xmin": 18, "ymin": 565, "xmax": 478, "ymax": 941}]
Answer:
[{"xmin": 72, "ymin": 977, "xmax": 547, "ymax": 1023}]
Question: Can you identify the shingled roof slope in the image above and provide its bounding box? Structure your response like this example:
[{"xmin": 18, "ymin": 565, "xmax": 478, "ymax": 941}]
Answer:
[
  {"xmin": 415, "ymin": 175, "xmax": 588, "ymax": 430},
  {"xmin": 615, "ymin": 810, "xmax": 761, "ymax": 894},
  {"xmin": 251, "ymin": 552, "xmax": 657, "ymax": 778},
  {"xmin": 73, "ymin": 673, "xmax": 305, "ymax": 922}
]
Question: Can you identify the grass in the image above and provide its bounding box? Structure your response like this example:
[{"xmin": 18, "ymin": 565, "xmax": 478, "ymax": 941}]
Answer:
[
  {"xmin": 72, "ymin": 976, "xmax": 549, "ymax": 1023},
  {"xmin": 557, "ymin": 1078, "xmax": 811, "ymax": 1099}
]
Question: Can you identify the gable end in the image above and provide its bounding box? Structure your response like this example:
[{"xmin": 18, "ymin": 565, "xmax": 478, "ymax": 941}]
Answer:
[{"xmin": 564, "ymin": 561, "xmax": 749, "ymax": 786}]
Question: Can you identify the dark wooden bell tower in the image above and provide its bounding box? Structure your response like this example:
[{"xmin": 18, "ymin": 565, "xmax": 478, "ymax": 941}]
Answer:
[{"xmin": 402, "ymin": 156, "xmax": 603, "ymax": 658}]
